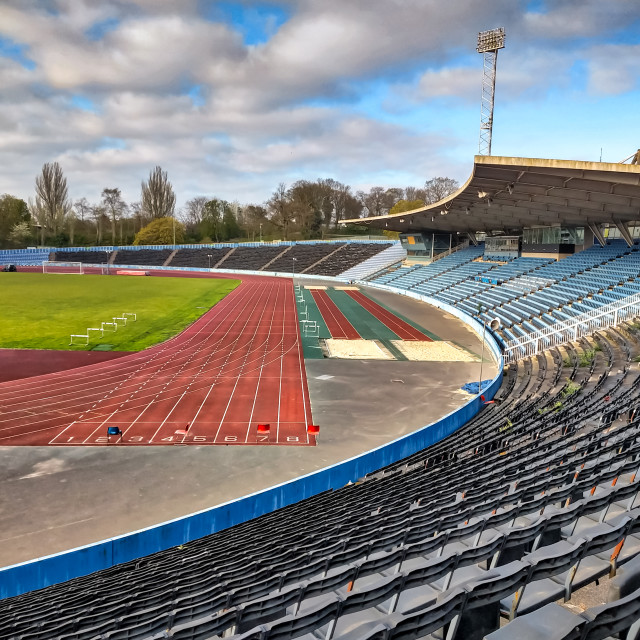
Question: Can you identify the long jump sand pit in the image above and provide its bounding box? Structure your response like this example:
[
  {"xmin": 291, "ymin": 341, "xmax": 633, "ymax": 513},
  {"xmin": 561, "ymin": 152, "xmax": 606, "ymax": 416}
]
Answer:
[
  {"xmin": 325, "ymin": 339, "xmax": 392, "ymax": 359},
  {"xmin": 392, "ymin": 340, "xmax": 478, "ymax": 362}
]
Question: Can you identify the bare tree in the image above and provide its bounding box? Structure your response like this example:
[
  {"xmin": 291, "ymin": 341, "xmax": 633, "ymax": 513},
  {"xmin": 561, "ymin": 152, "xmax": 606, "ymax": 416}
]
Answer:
[
  {"xmin": 27, "ymin": 197, "xmax": 47, "ymax": 245},
  {"xmin": 74, "ymin": 197, "xmax": 91, "ymax": 222},
  {"xmin": 357, "ymin": 187, "xmax": 387, "ymax": 217},
  {"xmin": 182, "ymin": 196, "xmax": 208, "ymax": 230},
  {"xmin": 129, "ymin": 201, "xmax": 145, "ymax": 232},
  {"xmin": 141, "ymin": 166, "xmax": 176, "ymax": 219},
  {"xmin": 34, "ymin": 161, "xmax": 71, "ymax": 240},
  {"xmin": 268, "ymin": 183, "xmax": 293, "ymax": 240},
  {"xmin": 404, "ymin": 186, "xmax": 426, "ymax": 203},
  {"xmin": 424, "ymin": 177, "xmax": 459, "ymax": 204},
  {"xmin": 91, "ymin": 204, "xmax": 108, "ymax": 244},
  {"xmin": 101, "ymin": 188, "xmax": 128, "ymax": 245},
  {"xmin": 67, "ymin": 211, "xmax": 77, "ymax": 245}
]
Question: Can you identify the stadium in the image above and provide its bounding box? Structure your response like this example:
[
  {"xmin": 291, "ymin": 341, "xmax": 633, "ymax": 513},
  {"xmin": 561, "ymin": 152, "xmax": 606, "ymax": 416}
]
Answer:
[{"xmin": 2, "ymin": 18, "xmax": 640, "ymax": 640}]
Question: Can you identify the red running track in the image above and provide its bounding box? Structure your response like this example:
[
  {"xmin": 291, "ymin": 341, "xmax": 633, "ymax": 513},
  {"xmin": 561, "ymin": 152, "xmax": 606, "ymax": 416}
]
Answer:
[
  {"xmin": 0, "ymin": 277, "xmax": 315, "ymax": 446},
  {"xmin": 310, "ymin": 290, "xmax": 360, "ymax": 340},
  {"xmin": 346, "ymin": 291, "xmax": 432, "ymax": 341}
]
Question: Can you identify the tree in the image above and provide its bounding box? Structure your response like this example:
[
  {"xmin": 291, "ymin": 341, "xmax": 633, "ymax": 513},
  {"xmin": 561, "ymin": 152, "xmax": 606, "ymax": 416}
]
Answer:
[
  {"xmin": 357, "ymin": 186, "xmax": 388, "ymax": 217},
  {"xmin": 222, "ymin": 205, "xmax": 241, "ymax": 240},
  {"xmin": 404, "ymin": 186, "xmax": 426, "ymax": 202},
  {"xmin": 288, "ymin": 180, "xmax": 327, "ymax": 238},
  {"xmin": 141, "ymin": 166, "xmax": 176, "ymax": 219},
  {"xmin": 182, "ymin": 196, "xmax": 208, "ymax": 228},
  {"xmin": 91, "ymin": 204, "xmax": 108, "ymax": 244},
  {"xmin": 424, "ymin": 177, "xmax": 459, "ymax": 204},
  {"xmin": 268, "ymin": 183, "xmax": 293, "ymax": 240},
  {"xmin": 101, "ymin": 188, "xmax": 128, "ymax": 245},
  {"xmin": 133, "ymin": 217, "xmax": 184, "ymax": 245},
  {"xmin": 8, "ymin": 221, "xmax": 32, "ymax": 247},
  {"xmin": 243, "ymin": 204, "xmax": 270, "ymax": 241},
  {"xmin": 0, "ymin": 194, "xmax": 29, "ymax": 248},
  {"xmin": 73, "ymin": 197, "xmax": 90, "ymax": 222},
  {"xmin": 389, "ymin": 199, "xmax": 426, "ymax": 215},
  {"xmin": 34, "ymin": 162, "xmax": 71, "ymax": 242},
  {"xmin": 201, "ymin": 198, "xmax": 225, "ymax": 242}
]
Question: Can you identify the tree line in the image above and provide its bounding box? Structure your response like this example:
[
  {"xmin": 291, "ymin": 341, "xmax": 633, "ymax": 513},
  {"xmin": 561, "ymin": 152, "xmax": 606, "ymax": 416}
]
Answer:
[{"xmin": 0, "ymin": 162, "xmax": 459, "ymax": 248}]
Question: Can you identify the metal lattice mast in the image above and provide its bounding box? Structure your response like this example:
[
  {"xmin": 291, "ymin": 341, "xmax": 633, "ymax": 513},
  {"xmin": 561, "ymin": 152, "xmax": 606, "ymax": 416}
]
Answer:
[{"xmin": 477, "ymin": 27, "xmax": 505, "ymax": 156}]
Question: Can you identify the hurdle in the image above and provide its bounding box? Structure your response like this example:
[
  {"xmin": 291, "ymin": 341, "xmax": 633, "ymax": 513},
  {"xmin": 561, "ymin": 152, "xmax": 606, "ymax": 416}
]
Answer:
[
  {"xmin": 69, "ymin": 334, "xmax": 89, "ymax": 346},
  {"xmin": 102, "ymin": 321, "xmax": 118, "ymax": 332},
  {"xmin": 123, "ymin": 312, "xmax": 137, "ymax": 321},
  {"xmin": 301, "ymin": 320, "xmax": 319, "ymax": 337},
  {"xmin": 113, "ymin": 316, "xmax": 128, "ymax": 326},
  {"xmin": 87, "ymin": 327, "xmax": 104, "ymax": 339}
]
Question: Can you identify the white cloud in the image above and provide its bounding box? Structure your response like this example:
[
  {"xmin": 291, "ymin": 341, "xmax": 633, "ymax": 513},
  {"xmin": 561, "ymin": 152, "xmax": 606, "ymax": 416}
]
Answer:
[
  {"xmin": 0, "ymin": 0, "xmax": 639, "ymax": 211},
  {"xmin": 586, "ymin": 44, "xmax": 640, "ymax": 95}
]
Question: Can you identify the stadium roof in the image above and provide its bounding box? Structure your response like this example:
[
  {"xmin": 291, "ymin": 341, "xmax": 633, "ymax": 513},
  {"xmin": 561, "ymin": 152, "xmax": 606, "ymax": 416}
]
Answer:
[{"xmin": 344, "ymin": 156, "xmax": 640, "ymax": 235}]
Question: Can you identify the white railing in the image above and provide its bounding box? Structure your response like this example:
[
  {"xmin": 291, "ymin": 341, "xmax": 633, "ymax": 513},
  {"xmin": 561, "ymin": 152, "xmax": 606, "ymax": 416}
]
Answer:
[
  {"xmin": 504, "ymin": 292, "xmax": 640, "ymax": 362},
  {"xmin": 431, "ymin": 240, "xmax": 470, "ymax": 263}
]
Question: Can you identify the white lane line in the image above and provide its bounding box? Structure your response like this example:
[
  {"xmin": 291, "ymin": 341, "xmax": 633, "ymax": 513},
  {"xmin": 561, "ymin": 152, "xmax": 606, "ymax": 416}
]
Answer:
[{"xmin": 244, "ymin": 280, "xmax": 281, "ymax": 442}]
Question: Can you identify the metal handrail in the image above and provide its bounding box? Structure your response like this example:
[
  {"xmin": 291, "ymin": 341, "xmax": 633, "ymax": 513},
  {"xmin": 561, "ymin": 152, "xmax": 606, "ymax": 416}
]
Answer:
[{"xmin": 504, "ymin": 291, "xmax": 640, "ymax": 362}]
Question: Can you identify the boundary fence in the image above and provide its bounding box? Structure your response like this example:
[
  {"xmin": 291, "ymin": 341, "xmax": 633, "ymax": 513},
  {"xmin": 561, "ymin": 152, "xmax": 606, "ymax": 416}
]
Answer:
[
  {"xmin": 0, "ymin": 278, "xmax": 502, "ymax": 600},
  {"xmin": 503, "ymin": 292, "xmax": 640, "ymax": 362}
]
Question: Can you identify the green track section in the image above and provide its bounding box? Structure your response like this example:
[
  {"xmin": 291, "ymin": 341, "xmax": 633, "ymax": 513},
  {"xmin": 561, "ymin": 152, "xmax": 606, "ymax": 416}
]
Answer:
[
  {"xmin": 356, "ymin": 291, "xmax": 440, "ymax": 341},
  {"xmin": 379, "ymin": 339, "xmax": 408, "ymax": 361},
  {"xmin": 295, "ymin": 287, "xmax": 329, "ymax": 359},
  {"xmin": 326, "ymin": 289, "xmax": 400, "ymax": 340}
]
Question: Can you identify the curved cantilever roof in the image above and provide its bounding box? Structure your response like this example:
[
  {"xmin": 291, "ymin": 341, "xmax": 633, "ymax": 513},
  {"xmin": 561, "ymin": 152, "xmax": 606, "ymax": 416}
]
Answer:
[{"xmin": 344, "ymin": 155, "xmax": 640, "ymax": 234}]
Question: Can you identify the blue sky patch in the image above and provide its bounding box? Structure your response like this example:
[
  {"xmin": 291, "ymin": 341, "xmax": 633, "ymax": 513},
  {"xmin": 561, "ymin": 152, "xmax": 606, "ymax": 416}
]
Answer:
[
  {"xmin": 0, "ymin": 36, "xmax": 36, "ymax": 70},
  {"xmin": 71, "ymin": 95, "xmax": 98, "ymax": 113},
  {"xmin": 186, "ymin": 85, "xmax": 206, "ymax": 107},
  {"xmin": 99, "ymin": 137, "xmax": 127, "ymax": 150},
  {"xmin": 85, "ymin": 18, "xmax": 120, "ymax": 41},
  {"xmin": 203, "ymin": 1, "xmax": 290, "ymax": 45}
]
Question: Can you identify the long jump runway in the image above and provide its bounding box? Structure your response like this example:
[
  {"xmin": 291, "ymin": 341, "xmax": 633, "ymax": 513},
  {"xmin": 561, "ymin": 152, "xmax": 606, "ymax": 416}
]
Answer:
[{"xmin": 0, "ymin": 278, "xmax": 315, "ymax": 446}]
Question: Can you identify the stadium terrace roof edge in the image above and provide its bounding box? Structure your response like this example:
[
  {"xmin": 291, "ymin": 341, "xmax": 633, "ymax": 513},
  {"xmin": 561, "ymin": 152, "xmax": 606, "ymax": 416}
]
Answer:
[{"xmin": 344, "ymin": 155, "xmax": 640, "ymax": 235}]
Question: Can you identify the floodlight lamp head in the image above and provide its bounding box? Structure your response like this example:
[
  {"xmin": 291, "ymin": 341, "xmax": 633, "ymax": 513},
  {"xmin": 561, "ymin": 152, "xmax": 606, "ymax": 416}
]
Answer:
[
  {"xmin": 489, "ymin": 317, "xmax": 501, "ymax": 331},
  {"xmin": 477, "ymin": 27, "xmax": 505, "ymax": 53}
]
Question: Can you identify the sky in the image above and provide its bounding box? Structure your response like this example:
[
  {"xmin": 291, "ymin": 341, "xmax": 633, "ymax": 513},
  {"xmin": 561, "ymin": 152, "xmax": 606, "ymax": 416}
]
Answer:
[{"xmin": 1, "ymin": 0, "xmax": 639, "ymax": 211}]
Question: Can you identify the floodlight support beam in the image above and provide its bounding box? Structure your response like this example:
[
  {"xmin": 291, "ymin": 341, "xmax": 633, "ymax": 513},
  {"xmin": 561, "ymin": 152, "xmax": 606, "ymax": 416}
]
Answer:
[{"xmin": 477, "ymin": 27, "xmax": 505, "ymax": 156}]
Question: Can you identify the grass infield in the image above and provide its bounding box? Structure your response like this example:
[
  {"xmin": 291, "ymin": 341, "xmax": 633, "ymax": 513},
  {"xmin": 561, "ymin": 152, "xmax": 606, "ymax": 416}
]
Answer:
[{"xmin": 0, "ymin": 273, "xmax": 240, "ymax": 351}]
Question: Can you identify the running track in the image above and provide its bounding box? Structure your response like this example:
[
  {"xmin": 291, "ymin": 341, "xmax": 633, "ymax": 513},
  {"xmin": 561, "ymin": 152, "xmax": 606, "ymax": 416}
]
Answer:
[
  {"xmin": 310, "ymin": 290, "xmax": 360, "ymax": 340},
  {"xmin": 346, "ymin": 290, "xmax": 432, "ymax": 340},
  {"xmin": 0, "ymin": 277, "xmax": 315, "ymax": 446}
]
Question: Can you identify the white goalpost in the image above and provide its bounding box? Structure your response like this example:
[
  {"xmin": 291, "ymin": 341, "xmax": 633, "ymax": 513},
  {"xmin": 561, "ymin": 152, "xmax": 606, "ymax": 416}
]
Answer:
[{"xmin": 42, "ymin": 261, "xmax": 84, "ymax": 274}]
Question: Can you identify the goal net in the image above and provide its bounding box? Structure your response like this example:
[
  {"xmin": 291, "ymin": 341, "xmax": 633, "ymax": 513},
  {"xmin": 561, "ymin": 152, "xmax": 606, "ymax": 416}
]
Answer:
[{"xmin": 42, "ymin": 261, "xmax": 84, "ymax": 274}]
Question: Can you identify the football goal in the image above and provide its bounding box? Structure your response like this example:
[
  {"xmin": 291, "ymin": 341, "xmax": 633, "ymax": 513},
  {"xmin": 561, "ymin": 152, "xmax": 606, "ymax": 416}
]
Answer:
[{"xmin": 42, "ymin": 261, "xmax": 84, "ymax": 274}]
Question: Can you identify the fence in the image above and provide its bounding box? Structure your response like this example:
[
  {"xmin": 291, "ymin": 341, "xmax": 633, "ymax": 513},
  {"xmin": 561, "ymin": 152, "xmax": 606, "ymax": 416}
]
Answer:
[{"xmin": 503, "ymin": 292, "xmax": 640, "ymax": 362}]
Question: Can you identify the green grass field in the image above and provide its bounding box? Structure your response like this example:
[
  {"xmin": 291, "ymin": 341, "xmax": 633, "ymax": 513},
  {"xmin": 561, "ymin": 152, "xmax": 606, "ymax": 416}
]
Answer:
[{"xmin": 0, "ymin": 273, "xmax": 240, "ymax": 351}]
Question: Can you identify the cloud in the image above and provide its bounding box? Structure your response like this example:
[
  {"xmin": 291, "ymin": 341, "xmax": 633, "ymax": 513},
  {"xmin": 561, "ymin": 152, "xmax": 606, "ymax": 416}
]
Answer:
[
  {"xmin": 586, "ymin": 44, "xmax": 640, "ymax": 95},
  {"xmin": 0, "ymin": 0, "xmax": 639, "ymax": 212}
]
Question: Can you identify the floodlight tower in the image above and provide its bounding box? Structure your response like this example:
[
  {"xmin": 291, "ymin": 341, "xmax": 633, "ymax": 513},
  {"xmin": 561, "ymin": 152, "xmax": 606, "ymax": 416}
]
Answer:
[{"xmin": 476, "ymin": 27, "xmax": 505, "ymax": 156}]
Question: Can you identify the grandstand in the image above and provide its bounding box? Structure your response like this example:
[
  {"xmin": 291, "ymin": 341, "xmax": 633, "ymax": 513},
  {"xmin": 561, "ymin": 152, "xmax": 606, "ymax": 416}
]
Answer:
[
  {"xmin": 2, "ymin": 156, "xmax": 640, "ymax": 638},
  {"xmin": 0, "ymin": 323, "xmax": 638, "ymax": 639},
  {"xmin": 46, "ymin": 240, "xmax": 398, "ymax": 278}
]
